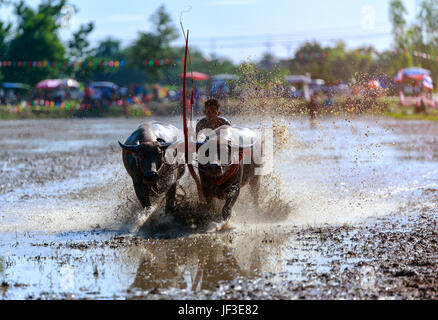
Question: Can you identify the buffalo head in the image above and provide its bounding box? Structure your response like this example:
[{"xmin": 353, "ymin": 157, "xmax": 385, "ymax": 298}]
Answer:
[
  {"xmin": 119, "ymin": 139, "xmax": 173, "ymax": 185},
  {"xmin": 196, "ymin": 139, "xmax": 252, "ymax": 179}
]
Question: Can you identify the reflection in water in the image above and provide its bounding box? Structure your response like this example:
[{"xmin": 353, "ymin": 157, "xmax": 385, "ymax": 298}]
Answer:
[
  {"xmin": 0, "ymin": 256, "xmax": 4, "ymax": 275},
  {"xmin": 130, "ymin": 236, "xmax": 245, "ymax": 292},
  {"xmin": 129, "ymin": 231, "xmax": 286, "ymax": 293}
]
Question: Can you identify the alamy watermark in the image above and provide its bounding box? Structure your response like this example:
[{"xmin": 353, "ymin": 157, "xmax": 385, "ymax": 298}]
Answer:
[
  {"xmin": 164, "ymin": 127, "xmax": 274, "ymax": 176},
  {"xmin": 60, "ymin": 4, "xmax": 76, "ymax": 30}
]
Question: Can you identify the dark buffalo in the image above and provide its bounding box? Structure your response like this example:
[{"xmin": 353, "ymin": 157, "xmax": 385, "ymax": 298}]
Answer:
[
  {"xmin": 118, "ymin": 121, "xmax": 185, "ymax": 211},
  {"xmin": 196, "ymin": 125, "xmax": 262, "ymax": 221}
]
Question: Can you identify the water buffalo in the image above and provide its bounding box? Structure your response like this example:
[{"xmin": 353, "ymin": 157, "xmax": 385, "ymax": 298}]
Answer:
[
  {"xmin": 196, "ymin": 125, "xmax": 262, "ymax": 222},
  {"xmin": 118, "ymin": 121, "xmax": 185, "ymax": 211}
]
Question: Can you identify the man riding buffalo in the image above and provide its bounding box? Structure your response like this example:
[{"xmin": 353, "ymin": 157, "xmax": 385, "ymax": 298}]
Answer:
[{"xmin": 195, "ymin": 125, "xmax": 262, "ymax": 222}]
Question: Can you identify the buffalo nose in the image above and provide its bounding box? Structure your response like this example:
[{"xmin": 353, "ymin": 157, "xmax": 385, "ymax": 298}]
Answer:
[{"xmin": 143, "ymin": 171, "xmax": 159, "ymax": 184}]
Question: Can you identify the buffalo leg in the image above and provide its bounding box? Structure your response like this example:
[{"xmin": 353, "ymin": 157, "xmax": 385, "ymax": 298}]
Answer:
[
  {"xmin": 165, "ymin": 183, "xmax": 177, "ymax": 213},
  {"xmin": 134, "ymin": 183, "xmax": 151, "ymax": 208},
  {"xmin": 222, "ymin": 185, "xmax": 241, "ymax": 221}
]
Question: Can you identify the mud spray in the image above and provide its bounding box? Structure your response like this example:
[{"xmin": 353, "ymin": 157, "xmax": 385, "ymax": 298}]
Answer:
[
  {"xmin": 107, "ymin": 63, "xmax": 419, "ymax": 240},
  {"xmin": 0, "ymin": 66, "xmax": 432, "ymax": 240}
]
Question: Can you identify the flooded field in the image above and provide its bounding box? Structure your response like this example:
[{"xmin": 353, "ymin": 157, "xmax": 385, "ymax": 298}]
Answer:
[{"xmin": 0, "ymin": 115, "xmax": 437, "ymax": 300}]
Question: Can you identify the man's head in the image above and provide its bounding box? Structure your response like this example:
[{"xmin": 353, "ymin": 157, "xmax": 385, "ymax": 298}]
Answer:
[{"xmin": 204, "ymin": 99, "xmax": 221, "ymax": 122}]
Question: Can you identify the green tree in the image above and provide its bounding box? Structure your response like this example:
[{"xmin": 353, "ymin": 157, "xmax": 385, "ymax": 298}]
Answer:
[
  {"xmin": 418, "ymin": 0, "xmax": 438, "ymax": 46},
  {"xmin": 389, "ymin": 0, "xmax": 408, "ymax": 48},
  {"xmin": 95, "ymin": 38, "xmax": 122, "ymax": 58},
  {"xmin": 68, "ymin": 22, "xmax": 94, "ymax": 61},
  {"xmin": 0, "ymin": 20, "xmax": 12, "ymax": 82},
  {"xmin": 91, "ymin": 38, "xmax": 149, "ymax": 86},
  {"xmin": 289, "ymin": 42, "xmax": 329, "ymax": 80},
  {"xmin": 3, "ymin": 0, "xmax": 66, "ymax": 85},
  {"xmin": 388, "ymin": 0, "xmax": 438, "ymax": 81},
  {"xmin": 66, "ymin": 22, "xmax": 96, "ymax": 81},
  {"xmin": 389, "ymin": 0, "xmax": 413, "ymax": 69},
  {"xmin": 128, "ymin": 4, "xmax": 179, "ymax": 82}
]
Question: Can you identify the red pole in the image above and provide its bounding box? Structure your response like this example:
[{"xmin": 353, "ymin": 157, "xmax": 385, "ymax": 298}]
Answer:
[
  {"xmin": 182, "ymin": 29, "xmax": 204, "ymax": 201},
  {"xmin": 183, "ymin": 30, "xmax": 189, "ymax": 159}
]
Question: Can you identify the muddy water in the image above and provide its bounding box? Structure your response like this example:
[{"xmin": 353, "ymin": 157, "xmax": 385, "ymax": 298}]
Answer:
[{"xmin": 0, "ymin": 116, "xmax": 437, "ymax": 299}]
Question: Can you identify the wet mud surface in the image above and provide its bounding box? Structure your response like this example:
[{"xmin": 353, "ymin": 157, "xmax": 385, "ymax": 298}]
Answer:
[{"xmin": 0, "ymin": 116, "xmax": 437, "ymax": 300}]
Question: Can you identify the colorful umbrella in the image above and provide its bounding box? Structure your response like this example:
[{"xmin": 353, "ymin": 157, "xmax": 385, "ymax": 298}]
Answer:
[
  {"xmin": 36, "ymin": 79, "xmax": 62, "ymax": 89},
  {"xmin": 1, "ymin": 83, "xmax": 31, "ymax": 90},
  {"xmin": 89, "ymin": 81, "xmax": 119, "ymax": 90},
  {"xmin": 179, "ymin": 71, "xmax": 210, "ymax": 81},
  {"xmin": 62, "ymin": 78, "xmax": 80, "ymax": 88}
]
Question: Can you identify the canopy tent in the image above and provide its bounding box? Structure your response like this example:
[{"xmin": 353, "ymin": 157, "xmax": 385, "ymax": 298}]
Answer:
[
  {"xmin": 211, "ymin": 74, "xmax": 239, "ymax": 81},
  {"xmin": 62, "ymin": 78, "xmax": 80, "ymax": 89},
  {"xmin": 395, "ymin": 67, "xmax": 432, "ymax": 83},
  {"xmin": 395, "ymin": 68, "xmax": 435, "ymax": 109},
  {"xmin": 179, "ymin": 71, "xmax": 210, "ymax": 81},
  {"xmin": 36, "ymin": 78, "xmax": 80, "ymax": 90},
  {"xmin": 89, "ymin": 81, "xmax": 119, "ymax": 90},
  {"xmin": 395, "ymin": 67, "xmax": 433, "ymax": 91},
  {"xmin": 36, "ymin": 79, "xmax": 62, "ymax": 90},
  {"xmin": 1, "ymin": 83, "xmax": 31, "ymax": 90}
]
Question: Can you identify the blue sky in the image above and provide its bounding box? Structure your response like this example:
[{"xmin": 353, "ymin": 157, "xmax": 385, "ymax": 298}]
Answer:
[{"xmin": 1, "ymin": 0, "xmax": 418, "ymax": 63}]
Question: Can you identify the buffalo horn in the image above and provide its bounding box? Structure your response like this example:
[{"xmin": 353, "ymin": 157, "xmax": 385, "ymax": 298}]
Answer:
[{"xmin": 118, "ymin": 141, "xmax": 142, "ymax": 153}]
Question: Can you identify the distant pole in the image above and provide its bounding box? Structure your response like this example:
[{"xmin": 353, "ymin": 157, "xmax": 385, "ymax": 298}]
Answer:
[
  {"xmin": 265, "ymin": 34, "xmax": 272, "ymax": 53},
  {"xmin": 285, "ymin": 43, "xmax": 293, "ymax": 58},
  {"xmin": 210, "ymin": 38, "xmax": 216, "ymax": 59}
]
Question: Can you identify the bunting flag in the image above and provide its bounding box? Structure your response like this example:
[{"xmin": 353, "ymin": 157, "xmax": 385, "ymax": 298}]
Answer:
[
  {"xmin": 0, "ymin": 59, "xmax": 127, "ymax": 68},
  {"xmin": 407, "ymin": 49, "xmax": 438, "ymax": 62},
  {"xmin": 142, "ymin": 58, "xmax": 181, "ymax": 66},
  {"xmin": 294, "ymin": 48, "xmax": 438, "ymax": 63},
  {"xmin": 0, "ymin": 57, "xmax": 183, "ymax": 68}
]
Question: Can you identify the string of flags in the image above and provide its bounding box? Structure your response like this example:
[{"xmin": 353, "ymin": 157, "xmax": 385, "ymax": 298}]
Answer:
[
  {"xmin": 295, "ymin": 48, "xmax": 438, "ymax": 63},
  {"xmin": 394, "ymin": 48, "xmax": 438, "ymax": 62},
  {"xmin": 142, "ymin": 58, "xmax": 181, "ymax": 66},
  {"xmin": 0, "ymin": 57, "xmax": 233, "ymax": 68},
  {"xmin": 0, "ymin": 58, "xmax": 183, "ymax": 68},
  {"xmin": 0, "ymin": 59, "xmax": 126, "ymax": 68},
  {"xmin": 2, "ymin": 49, "xmax": 436, "ymax": 68}
]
